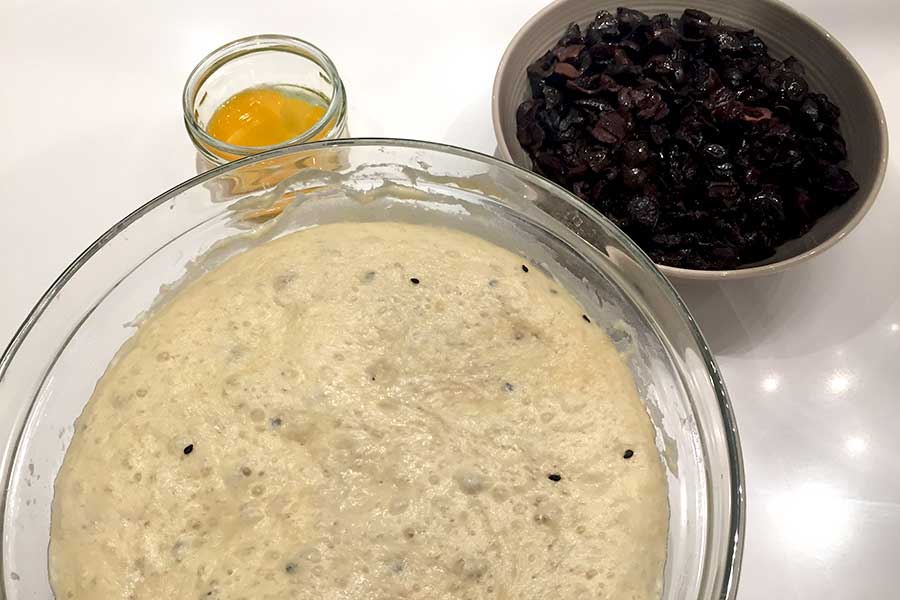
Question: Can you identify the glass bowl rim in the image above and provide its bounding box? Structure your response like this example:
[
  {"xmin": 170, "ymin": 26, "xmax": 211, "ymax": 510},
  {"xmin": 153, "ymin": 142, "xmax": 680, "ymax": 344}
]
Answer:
[
  {"xmin": 0, "ymin": 137, "xmax": 745, "ymax": 599},
  {"xmin": 181, "ymin": 34, "xmax": 348, "ymax": 160}
]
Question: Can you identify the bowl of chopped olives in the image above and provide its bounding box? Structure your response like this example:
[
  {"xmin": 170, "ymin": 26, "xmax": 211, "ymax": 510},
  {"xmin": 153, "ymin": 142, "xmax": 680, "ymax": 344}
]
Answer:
[{"xmin": 492, "ymin": 0, "xmax": 887, "ymax": 279}]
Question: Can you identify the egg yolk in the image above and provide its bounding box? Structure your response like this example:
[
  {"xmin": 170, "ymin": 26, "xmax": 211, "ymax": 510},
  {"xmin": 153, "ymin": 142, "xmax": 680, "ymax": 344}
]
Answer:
[{"xmin": 206, "ymin": 87, "xmax": 327, "ymax": 148}]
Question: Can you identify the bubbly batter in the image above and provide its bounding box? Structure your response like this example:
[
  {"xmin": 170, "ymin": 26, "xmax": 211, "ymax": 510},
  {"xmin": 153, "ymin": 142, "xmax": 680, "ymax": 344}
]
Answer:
[{"xmin": 50, "ymin": 222, "xmax": 668, "ymax": 599}]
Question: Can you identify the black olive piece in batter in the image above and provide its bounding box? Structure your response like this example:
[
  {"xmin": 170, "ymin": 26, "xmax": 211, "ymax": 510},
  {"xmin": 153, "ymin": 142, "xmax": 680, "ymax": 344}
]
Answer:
[
  {"xmin": 183, "ymin": 444, "xmax": 194, "ymax": 455},
  {"xmin": 623, "ymin": 449, "xmax": 634, "ymax": 459},
  {"xmin": 548, "ymin": 473, "xmax": 562, "ymax": 482}
]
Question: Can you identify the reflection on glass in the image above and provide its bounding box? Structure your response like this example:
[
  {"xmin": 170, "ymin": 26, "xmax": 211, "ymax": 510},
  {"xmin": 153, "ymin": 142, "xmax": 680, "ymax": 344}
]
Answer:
[
  {"xmin": 891, "ymin": 323, "xmax": 899, "ymax": 333},
  {"xmin": 761, "ymin": 374, "xmax": 780, "ymax": 393},
  {"xmin": 845, "ymin": 436, "xmax": 867, "ymax": 456},
  {"xmin": 828, "ymin": 370, "xmax": 852, "ymax": 394}
]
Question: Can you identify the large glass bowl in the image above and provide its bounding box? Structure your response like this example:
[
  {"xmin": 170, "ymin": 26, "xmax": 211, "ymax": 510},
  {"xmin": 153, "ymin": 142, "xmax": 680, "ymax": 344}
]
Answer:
[{"xmin": 0, "ymin": 140, "xmax": 744, "ymax": 599}]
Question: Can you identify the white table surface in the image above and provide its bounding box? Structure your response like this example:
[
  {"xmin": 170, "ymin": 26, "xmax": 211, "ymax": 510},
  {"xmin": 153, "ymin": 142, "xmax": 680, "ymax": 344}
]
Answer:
[{"xmin": 2, "ymin": 1, "xmax": 898, "ymax": 598}]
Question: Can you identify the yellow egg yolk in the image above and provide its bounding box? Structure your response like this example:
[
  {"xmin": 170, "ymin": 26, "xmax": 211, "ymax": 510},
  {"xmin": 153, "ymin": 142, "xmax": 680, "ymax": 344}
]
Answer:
[{"xmin": 206, "ymin": 87, "xmax": 327, "ymax": 148}]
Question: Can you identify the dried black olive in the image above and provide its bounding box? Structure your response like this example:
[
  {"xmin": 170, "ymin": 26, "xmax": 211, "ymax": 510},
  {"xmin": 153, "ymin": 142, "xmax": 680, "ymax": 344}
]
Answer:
[
  {"xmin": 627, "ymin": 195, "xmax": 660, "ymax": 230},
  {"xmin": 591, "ymin": 111, "xmax": 629, "ymax": 144},
  {"xmin": 623, "ymin": 167, "xmax": 647, "ymax": 189},
  {"xmin": 623, "ymin": 140, "xmax": 651, "ymax": 165},
  {"xmin": 587, "ymin": 10, "xmax": 620, "ymax": 44},
  {"xmin": 616, "ymin": 7, "xmax": 650, "ymax": 34},
  {"xmin": 702, "ymin": 143, "xmax": 728, "ymax": 162},
  {"xmin": 515, "ymin": 7, "xmax": 857, "ymax": 270}
]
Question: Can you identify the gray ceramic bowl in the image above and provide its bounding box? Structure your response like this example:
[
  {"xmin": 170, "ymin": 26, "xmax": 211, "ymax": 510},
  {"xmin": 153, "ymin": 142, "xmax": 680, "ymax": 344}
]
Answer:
[{"xmin": 492, "ymin": 0, "xmax": 888, "ymax": 280}]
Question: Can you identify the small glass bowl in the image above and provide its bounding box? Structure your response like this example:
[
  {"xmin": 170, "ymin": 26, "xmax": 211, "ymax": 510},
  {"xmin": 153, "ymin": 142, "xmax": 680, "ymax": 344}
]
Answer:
[{"xmin": 182, "ymin": 34, "xmax": 348, "ymax": 166}]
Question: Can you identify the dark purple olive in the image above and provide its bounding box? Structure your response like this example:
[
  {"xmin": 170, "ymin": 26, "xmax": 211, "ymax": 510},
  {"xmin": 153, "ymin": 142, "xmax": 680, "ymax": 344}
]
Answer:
[
  {"xmin": 702, "ymin": 143, "xmax": 728, "ymax": 162},
  {"xmin": 573, "ymin": 98, "xmax": 615, "ymax": 119},
  {"xmin": 514, "ymin": 7, "xmax": 856, "ymax": 270},
  {"xmin": 740, "ymin": 106, "xmax": 773, "ymax": 123},
  {"xmin": 537, "ymin": 109, "xmax": 562, "ymax": 138},
  {"xmin": 588, "ymin": 41, "xmax": 617, "ymax": 59},
  {"xmin": 799, "ymin": 98, "xmax": 819, "ymax": 124},
  {"xmin": 566, "ymin": 74, "xmax": 604, "ymax": 95},
  {"xmin": 581, "ymin": 146, "xmax": 611, "ymax": 172},
  {"xmin": 741, "ymin": 166, "xmax": 762, "ymax": 187},
  {"xmin": 722, "ymin": 67, "xmax": 744, "ymax": 88},
  {"xmin": 709, "ymin": 162, "xmax": 734, "ymax": 179},
  {"xmin": 554, "ymin": 43, "xmax": 587, "ymax": 63},
  {"xmin": 516, "ymin": 106, "xmax": 542, "ymax": 149},
  {"xmin": 616, "ymin": 7, "xmax": 650, "ymax": 34},
  {"xmin": 783, "ymin": 56, "xmax": 806, "ymax": 76},
  {"xmin": 623, "ymin": 167, "xmax": 648, "ymax": 189},
  {"xmin": 822, "ymin": 166, "xmax": 859, "ymax": 198},
  {"xmin": 560, "ymin": 22, "xmax": 583, "ymax": 46},
  {"xmin": 627, "ymin": 195, "xmax": 660, "ymax": 229},
  {"xmin": 572, "ymin": 180, "xmax": 592, "ymax": 200},
  {"xmin": 745, "ymin": 36, "xmax": 767, "ymax": 55},
  {"xmin": 812, "ymin": 93, "xmax": 841, "ymax": 124},
  {"xmin": 712, "ymin": 31, "xmax": 742, "ymax": 54},
  {"xmin": 586, "ymin": 10, "xmax": 620, "ymax": 44},
  {"xmin": 651, "ymin": 27, "xmax": 678, "ymax": 51},
  {"xmin": 737, "ymin": 87, "xmax": 768, "ymax": 104},
  {"xmin": 591, "ymin": 111, "xmax": 628, "ymax": 144},
  {"xmin": 783, "ymin": 76, "xmax": 809, "ymax": 103},
  {"xmin": 649, "ymin": 125, "xmax": 670, "ymax": 146},
  {"xmin": 708, "ymin": 182, "xmax": 740, "ymax": 206},
  {"xmin": 680, "ymin": 8, "xmax": 712, "ymax": 38},
  {"xmin": 745, "ymin": 190, "xmax": 786, "ymax": 227},
  {"xmin": 553, "ymin": 61, "xmax": 582, "ymax": 79},
  {"xmin": 526, "ymin": 51, "xmax": 557, "ymax": 79},
  {"xmin": 617, "ymin": 87, "xmax": 637, "ymax": 110},
  {"xmin": 828, "ymin": 134, "xmax": 848, "ymax": 161},
  {"xmin": 623, "ymin": 140, "xmax": 651, "ymax": 165},
  {"xmin": 537, "ymin": 81, "xmax": 562, "ymax": 108},
  {"xmin": 650, "ymin": 13, "xmax": 672, "ymax": 29},
  {"xmin": 533, "ymin": 153, "xmax": 565, "ymax": 179}
]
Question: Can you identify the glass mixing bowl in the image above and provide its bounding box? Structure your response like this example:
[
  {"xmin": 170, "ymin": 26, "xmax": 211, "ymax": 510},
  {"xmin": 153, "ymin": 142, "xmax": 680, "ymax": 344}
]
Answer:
[{"xmin": 0, "ymin": 139, "xmax": 744, "ymax": 599}]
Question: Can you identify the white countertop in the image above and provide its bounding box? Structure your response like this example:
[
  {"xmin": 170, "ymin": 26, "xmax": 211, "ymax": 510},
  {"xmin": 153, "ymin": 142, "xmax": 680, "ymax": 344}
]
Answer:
[{"xmin": 1, "ymin": 0, "xmax": 897, "ymax": 597}]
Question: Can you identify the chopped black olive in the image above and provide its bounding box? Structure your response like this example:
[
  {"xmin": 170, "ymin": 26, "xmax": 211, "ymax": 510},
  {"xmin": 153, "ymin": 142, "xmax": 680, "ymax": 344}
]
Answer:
[
  {"xmin": 516, "ymin": 9, "xmax": 858, "ymax": 270},
  {"xmin": 623, "ymin": 449, "xmax": 634, "ymax": 459},
  {"xmin": 521, "ymin": 264, "xmax": 529, "ymax": 273},
  {"xmin": 548, "ymin": 473, "xmax": 562, "ymax": 482},
  {"xmin": 410, "ymin": 277, "xmax": 420, "ymax": 285},
  {"xmin": 183, "ymin": 444, "xmax": 194, "ymax": 455},
  {"xmin": 582, "ymin": 314, "xmax": 591, "ymax": 323}
]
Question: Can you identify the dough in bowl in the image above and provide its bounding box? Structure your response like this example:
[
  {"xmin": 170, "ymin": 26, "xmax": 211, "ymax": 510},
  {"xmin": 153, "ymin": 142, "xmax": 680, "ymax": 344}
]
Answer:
[{"xmin": 50, "ymin": 222, "xmax": 668, "ymax": 599}]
